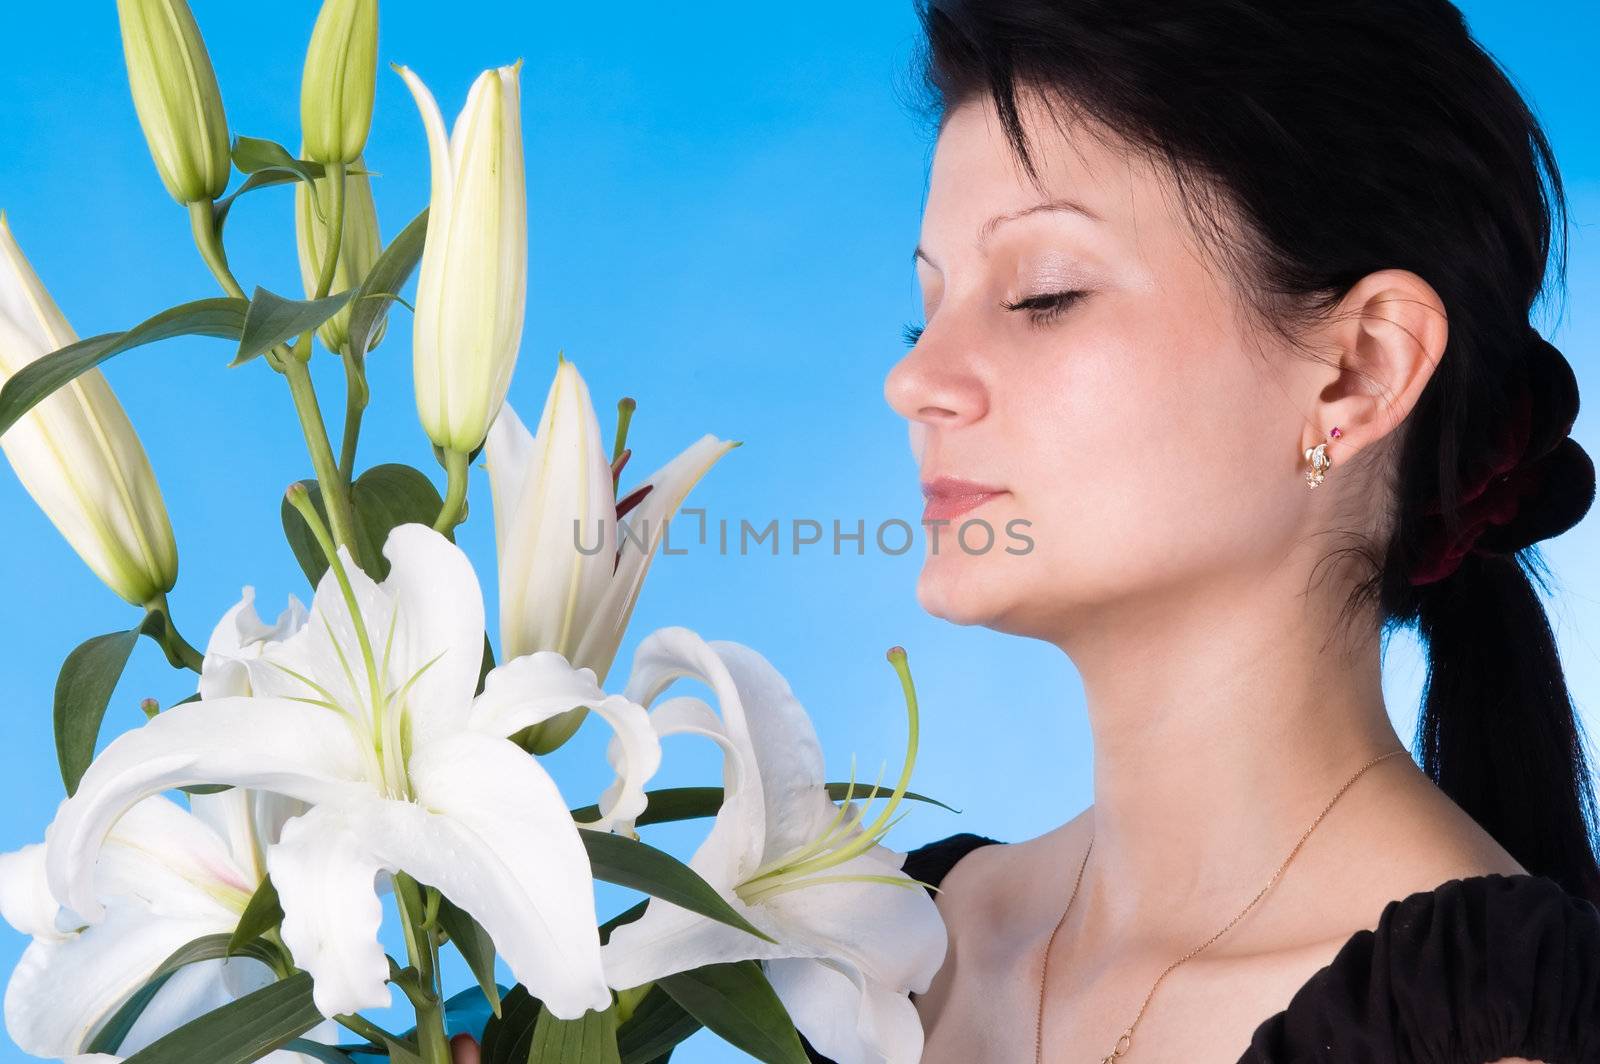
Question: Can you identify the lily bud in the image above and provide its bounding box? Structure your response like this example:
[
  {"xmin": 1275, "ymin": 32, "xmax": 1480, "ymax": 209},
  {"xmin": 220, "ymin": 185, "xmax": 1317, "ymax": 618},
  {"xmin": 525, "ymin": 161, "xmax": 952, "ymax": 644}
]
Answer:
[
  {"xmin": 300, "ymin": 0, "xmax": 379, "ymax": 165},
  {"xmin": 294, "ymin": 155, "xmax": 384, "ymax": 355},
  {"xmin": 397, "ymin": 61, "xmax": 527, "ymax": 456},
  {"xmin": 115, "ymin": 0, "xmax": 230, "ymax": 204},
  {"xmin": 0, "ymin": 215, "xmax": 178, "ymax": 606}
]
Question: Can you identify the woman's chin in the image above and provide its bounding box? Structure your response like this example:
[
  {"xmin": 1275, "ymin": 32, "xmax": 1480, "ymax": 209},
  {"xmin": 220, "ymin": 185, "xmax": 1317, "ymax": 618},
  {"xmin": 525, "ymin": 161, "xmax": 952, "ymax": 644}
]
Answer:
[{"xmin": 915, "ymin": 561, "xmax": 1015, "ymax": 627}]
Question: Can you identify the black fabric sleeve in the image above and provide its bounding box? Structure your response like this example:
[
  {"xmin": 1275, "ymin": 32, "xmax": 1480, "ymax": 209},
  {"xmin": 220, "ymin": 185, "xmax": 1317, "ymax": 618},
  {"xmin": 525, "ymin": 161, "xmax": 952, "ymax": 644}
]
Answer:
[{"xmin": 1238, "ymin": 871, "xmax": 1600, "ymax": 1064}]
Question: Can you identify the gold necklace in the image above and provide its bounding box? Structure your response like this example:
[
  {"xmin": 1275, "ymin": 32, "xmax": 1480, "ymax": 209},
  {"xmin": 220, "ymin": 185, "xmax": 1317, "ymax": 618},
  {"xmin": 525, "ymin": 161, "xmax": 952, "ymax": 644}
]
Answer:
[{"xmin": 1032, "ymin": 747, "xmax": 1409, "ymax": 1064}]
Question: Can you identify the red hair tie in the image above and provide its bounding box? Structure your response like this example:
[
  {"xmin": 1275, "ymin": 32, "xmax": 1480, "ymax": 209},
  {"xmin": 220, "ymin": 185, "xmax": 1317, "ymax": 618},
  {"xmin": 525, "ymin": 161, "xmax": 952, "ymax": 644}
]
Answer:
[{"xmin": 1407, "ymin": 328, "xmax": 1575, "ymax": 587}]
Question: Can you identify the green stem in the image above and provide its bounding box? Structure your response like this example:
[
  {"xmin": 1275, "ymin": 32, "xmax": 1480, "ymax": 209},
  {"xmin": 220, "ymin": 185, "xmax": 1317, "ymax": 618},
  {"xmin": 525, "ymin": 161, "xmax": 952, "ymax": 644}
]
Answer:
[
  {"xmin": 186, "ymin": 201, "xmax": 246, "ymax": 300},
  {"xmin": 615, "ymin": 983, "xmax": 652, "ymax": 1024},
  {"xmin": 338, "ymin": 346, "xmax": 368, "ymax": 483},
  {"xmin": 433, "ymin": 449, "xmax": 470, "ymax": 534},
  {"xmin": 394, "ymin": 872, "xmax": 450, "ymax": 1064},
  {"xmin": 143, "ymin": 593, "xmax": 204, "ymax": 673},
  {"xmin": 337, "ymin": 1013, "xmax": 400, "ymax": 1048},
  {"xmin": 313, "ymin": 162, "xmax": 347, "ymax": 302},
  {"xmin": 186, "ymin": 201, "xmax": 293, "ymax": 373},
  {"xmin": 282, "ymin": 358, "xmax": 365, "ymax": 568}
]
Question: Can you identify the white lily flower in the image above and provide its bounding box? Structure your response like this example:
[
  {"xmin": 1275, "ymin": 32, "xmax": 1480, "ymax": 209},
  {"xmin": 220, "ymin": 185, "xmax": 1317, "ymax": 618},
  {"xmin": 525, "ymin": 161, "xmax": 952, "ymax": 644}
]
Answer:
[
  {"xmin": 40, "ymin": 523, "xmax": 660, "ymax": 1020},
  {"xmin": 598, "ymin": 627, "xmax": 948, "ymax": 1064},
  {"xmin": 0, "ymin": 213, "xmax": 179, "ymax": 607},
  {"xmin": 397, "ymin": 61, "xmax": 527, "ymax": 456},
  {"xmin": 485, "ymin": 357, "xmax": 739, "ymax": 752},
  {"xmin": 0, "ymin": 788, "xmax": 332, "ymax": 1062}
]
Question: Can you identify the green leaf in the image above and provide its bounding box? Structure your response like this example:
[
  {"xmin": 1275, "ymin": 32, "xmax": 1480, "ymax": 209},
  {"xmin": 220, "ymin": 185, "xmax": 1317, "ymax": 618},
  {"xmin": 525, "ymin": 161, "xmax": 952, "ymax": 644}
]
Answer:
[
  {"xmin": 579, "ymin": 831, "xmax": 774, "ymax": 944},
  {"xmin": 121, "ymin": 971, "xmax": 322, "ymax": 1064},
  {"xmin": 658, "ymin": 962, "xmax": 808, "ymax": 1064},
  {"xmin": 231, "ymin": 135, "xmax": 322, "ymax": 184},
  {"xmin": 352, "ymin": 463, "xmax": 450, "ymax": 563},
  {"xmin": 281, "ymin": 1041, "xmax": 359, "ymax": 1064},
  {"xmin": 54, "ymin": 612, "xmax": 167, "ymax": 795},
  {"xmin": 435, "ymin": 894, "xmax": 501, "ymax": 1018},
  {"xmin": 617, "ymin": 985, "xmax": 700, "ymax": 1064},
  {"xmin": 480, "ymin": 984, "xmax": 543, "ymax": 1064},
  {"xmin": 529, "ymin": 1002, "xmax": 622, "ymax": 1064},
  {"xmin": 84, "ymin": 933, "xmax": 282, "ymax": 1054},
  {"xmin": 282, "ymin": 465, "xmax": 450, "ymax": 588},
  {"xmin": 378, "ymin": 1035, "xmax": 425, "ymax": 1064},
  {"xmin": 345, "ymin": 207, "xmax": 429, "ymax": 362},
  {"xmin": 477, "ymin": 633, "xmax": 496, "ymax": 696},
  {"xmin": 599, "ymin": 899, "xmax": 649, "ymax": 946},
  {"xmin": 233, "ymin": 286, "xmax": 356, "ymax": 367},
  {"xmin": 0, "ymin": 297, "xmax": 249, "ymax": 436},
  {"xmin": 568, "ymin": 783, "xmax": 956, "ymax": 828},
  {"xmin": 227, "ymin": 876, "xmax": 284, "ymax": 955},
  {"xmin": 212, "ymin": 159, "xmax": 373, "ymax": 231}
]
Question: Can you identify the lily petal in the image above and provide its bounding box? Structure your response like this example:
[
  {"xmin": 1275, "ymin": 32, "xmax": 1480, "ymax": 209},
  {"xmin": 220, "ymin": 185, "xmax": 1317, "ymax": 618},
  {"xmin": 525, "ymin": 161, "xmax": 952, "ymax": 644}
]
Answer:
[
  {"xmin": 467, "ymin": 650, "xmax": 609, "ymax": 739},
  {"xmin": 574, "ymin": 436, "xmax": 739, "ymax": 683},
  {"xmin": 3, "ymin": 897, "xmax": 227, "ymax": 1058},
  {"xmin": 271, "ymin": 734, "xmax": 612, "ymax": 1020},
  {"xmin": 185, "ymin": 787, "xmax": 307, "ymax": 890},
  {"xmin": 0, "ymin": 843, "xmax": 60, "ymax": 940},
  {"xmin": 200, "ymin": 587, "xmax": 307, "ymax": 700},
  {"xmin": 595, "ymin": 695, "xmax": 733, "ymax": 838},
  {"xmin": 264, "ymin": 801, "xmax": 393, "ymax": 1016},
  {"xmin": 375, "ymin": 524, "xmax": 486, "ymax": 747},
  {"xmin": 471, "ymin": 650, "xmax": 660, "ymax": 833},
  {"xmin": 94, "ymin": 794, "xmax": 255, "ymax": 923},
  {"xmin": 599, "ymin": 889, "xmax": 797, "ymax": 991},
  {"xmin": 408, "ymin": 732, "xmax": 612, "ymax": 1018},
  {"xmin": 764, "ymin": 957, "xmax": 927, "ymax": 1064},
  {"xmin": 44, "ymin": 697, "xmax": 367, "ymax": 923},
  {"xmin": 490, "ymin": 365, "xmax": 618, "ymax": 665},
  {"xmin": 763, "ymin": 847, "xmax": 947, "ymax": 995}
]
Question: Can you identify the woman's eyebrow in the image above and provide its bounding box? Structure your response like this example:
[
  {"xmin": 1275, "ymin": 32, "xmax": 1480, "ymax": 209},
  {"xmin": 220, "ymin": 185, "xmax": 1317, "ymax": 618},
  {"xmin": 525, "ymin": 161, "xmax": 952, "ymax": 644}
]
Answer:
[{"xmin": 913, "ymin": 197, "xmax": 1103, "ymax": 268}]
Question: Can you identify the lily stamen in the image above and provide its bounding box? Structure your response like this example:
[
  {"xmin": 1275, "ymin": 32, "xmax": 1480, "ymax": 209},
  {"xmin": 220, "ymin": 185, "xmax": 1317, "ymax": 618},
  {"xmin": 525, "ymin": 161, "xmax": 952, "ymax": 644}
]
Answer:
[{"xmin": 734, "ymin": 646, "xmax": 921, "ymax": 904}]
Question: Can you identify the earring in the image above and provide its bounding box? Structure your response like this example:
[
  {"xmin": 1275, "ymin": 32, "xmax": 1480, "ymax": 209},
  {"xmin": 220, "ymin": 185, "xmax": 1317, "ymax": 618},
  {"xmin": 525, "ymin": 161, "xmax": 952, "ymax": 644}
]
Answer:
[{"xmin": 1303, "ymin": 426, "xmax": 1341, "ymax": 489}]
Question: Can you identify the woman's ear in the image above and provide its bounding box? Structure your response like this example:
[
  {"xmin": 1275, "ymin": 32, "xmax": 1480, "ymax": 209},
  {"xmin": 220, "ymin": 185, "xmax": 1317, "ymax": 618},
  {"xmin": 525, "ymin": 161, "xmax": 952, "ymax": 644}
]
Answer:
[{"xmin": 1296, "ymin": 268, "xmax": 1449, "ymax": 462}]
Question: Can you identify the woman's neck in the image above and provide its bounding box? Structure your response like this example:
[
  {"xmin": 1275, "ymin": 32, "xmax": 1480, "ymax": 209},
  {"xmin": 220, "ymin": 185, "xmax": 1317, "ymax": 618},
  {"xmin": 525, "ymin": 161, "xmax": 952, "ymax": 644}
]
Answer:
[{"xmin": 1056, "ymin": 564, "xmax": 1406, "ymax": 937}]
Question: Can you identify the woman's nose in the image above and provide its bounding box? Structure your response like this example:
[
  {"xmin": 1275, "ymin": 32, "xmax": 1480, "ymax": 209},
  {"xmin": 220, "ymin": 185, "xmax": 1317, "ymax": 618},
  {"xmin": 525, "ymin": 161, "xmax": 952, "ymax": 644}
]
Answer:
[{"xmin": 883, "ymin": 330, "xmax": 990, "ymax": 432}]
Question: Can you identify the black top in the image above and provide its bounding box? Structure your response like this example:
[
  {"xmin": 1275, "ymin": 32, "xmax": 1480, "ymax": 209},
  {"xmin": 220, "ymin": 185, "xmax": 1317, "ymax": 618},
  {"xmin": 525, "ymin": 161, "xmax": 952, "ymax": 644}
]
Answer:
[{"xmin": 802, "ymin": 833, "xmax": 1600, "ymax": 1064}]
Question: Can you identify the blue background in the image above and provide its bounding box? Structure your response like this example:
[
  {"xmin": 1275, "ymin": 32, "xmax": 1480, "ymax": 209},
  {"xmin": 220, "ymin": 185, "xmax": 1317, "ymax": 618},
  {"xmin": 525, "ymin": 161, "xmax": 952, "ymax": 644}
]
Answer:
[{"xmin": 0, "ymin": 1, "xmax": 1596, "ymax": 1060}]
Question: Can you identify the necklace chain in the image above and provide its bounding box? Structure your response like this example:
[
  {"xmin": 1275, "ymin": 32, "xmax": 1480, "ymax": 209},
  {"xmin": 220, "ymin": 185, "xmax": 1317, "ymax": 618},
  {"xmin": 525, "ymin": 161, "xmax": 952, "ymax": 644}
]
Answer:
[{"xmin": 1032, "ymin": 747, "xmax": 1409, "ymax": 1064}]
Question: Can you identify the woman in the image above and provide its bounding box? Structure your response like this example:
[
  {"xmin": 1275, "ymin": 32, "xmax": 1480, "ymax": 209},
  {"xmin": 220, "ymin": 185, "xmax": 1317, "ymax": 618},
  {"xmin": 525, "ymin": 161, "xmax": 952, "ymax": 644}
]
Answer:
[{"xmin": 821, "ymin": 0, "xmax": 1600, "ymax": 1062}]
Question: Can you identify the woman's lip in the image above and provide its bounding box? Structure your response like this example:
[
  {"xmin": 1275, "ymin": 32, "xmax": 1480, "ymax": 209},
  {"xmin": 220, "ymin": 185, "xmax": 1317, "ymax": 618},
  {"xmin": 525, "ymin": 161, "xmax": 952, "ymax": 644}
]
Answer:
[
  {"xmin": 922, "ymin": 489, "xmax": 1007, "ymax": 522},
  {"xmin": 920, "ymin": 475, "xmax": 1007, "ymax": 497}
]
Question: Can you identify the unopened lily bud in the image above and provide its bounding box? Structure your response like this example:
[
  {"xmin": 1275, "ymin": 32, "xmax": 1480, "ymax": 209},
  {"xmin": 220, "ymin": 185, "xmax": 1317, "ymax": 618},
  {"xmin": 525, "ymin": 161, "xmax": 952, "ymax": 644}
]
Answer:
[
  {"xmin": 301, "ymin": 0, "xmax": 379, "ymax": 165},
  {"xmin": 0, "ymin": 215, "xmax": 178, "ymax": 605},
  {"xmin": 294, "ymin": 156, "xmax": 384, "ymax": 355},
  {"xmin": 115, "ymin": 0, "xmax": 231, "ymax": 204},
  {"xmin": 397, "ymin": 61, "xmax": 527, "ymax": 455}
]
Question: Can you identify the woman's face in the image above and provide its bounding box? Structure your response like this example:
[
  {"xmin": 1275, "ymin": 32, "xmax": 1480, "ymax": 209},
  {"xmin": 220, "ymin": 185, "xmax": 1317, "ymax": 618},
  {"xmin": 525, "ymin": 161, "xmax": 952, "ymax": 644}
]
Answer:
[{"xmin": 885, "ymin": 92, "xmax": 1314, "ymax": 640}]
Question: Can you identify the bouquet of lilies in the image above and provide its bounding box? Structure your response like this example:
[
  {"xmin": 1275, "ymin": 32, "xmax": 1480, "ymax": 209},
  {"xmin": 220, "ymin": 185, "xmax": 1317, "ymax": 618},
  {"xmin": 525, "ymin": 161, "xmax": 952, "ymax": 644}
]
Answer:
[{"xmin": 0, "ymin": 2, "xmax": 949, "ymax": 1063}]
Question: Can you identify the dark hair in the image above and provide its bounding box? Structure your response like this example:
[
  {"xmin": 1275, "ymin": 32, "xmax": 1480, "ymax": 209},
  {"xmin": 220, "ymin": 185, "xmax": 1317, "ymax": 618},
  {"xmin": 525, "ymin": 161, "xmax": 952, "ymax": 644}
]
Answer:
[{"xmin": 909, "ymin": 0, "xmax": 1600, "ymax": 903}]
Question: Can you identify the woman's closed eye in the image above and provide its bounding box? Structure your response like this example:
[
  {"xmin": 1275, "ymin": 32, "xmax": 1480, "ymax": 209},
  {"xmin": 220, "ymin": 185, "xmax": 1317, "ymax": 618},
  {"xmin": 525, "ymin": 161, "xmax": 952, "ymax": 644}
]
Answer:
[
  {"xmin": 899, "ymin": 289, "xmax": 1087, "ymax": 348},
  {"xmin": 1001, "ymin": 289, "xmax": 1087, "ymax": 328}
]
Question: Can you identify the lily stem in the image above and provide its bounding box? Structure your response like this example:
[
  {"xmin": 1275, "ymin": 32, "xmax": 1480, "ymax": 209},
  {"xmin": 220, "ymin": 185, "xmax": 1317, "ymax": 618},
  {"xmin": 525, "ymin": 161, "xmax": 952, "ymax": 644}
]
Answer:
[
  {"xmin": 282, "ymin": 356, "xmax": 366, "ymax": 569},
  {"xmin": 142, "ymin": 593, "xmax": 203, "ymax": 673},
  {"xmin": 313, "ymin": 162, "xmax": 347, "ymax": 303},
  {"xmin": 338, "ymin": 346, "xmax": 368, "ymax": 483},
  {"xmin": 186, "ymin": 198, "xmax": 365, "ymax": 568},
  {"xmin": 185, "ymin": 201, "xmax": 290, "ymax": 373},
  {"xmin": 434, "ymin": 449, "xmax": 470, "ymax": 534},
  {"xmin": 394, "ymin": 871, "xmax": 451, "ymax": 1064},
  {"xmin": 336, "ymin": 1013, "xmax": 399, "ymax": 1048}
]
